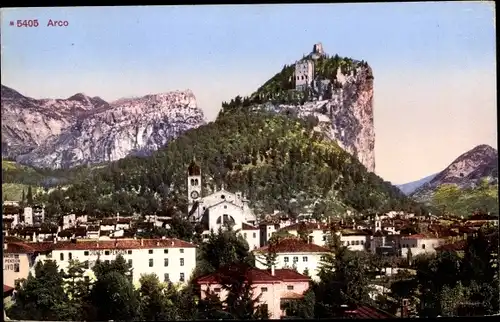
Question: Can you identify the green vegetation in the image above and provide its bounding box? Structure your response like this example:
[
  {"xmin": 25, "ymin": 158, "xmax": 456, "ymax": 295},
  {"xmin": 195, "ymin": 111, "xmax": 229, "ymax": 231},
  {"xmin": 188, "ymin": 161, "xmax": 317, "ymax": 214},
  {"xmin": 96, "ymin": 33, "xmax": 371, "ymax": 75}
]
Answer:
[
  {"xmin": 34, "ymin": 111, "xmax": 424, "ymax": 219},
  {"xmin": 430, "ymin": 179, "xmax": 499, "ymax": 216},
  {"xmin": 219, "ymin": 54, "xmax": 368, "ymax": 117}
]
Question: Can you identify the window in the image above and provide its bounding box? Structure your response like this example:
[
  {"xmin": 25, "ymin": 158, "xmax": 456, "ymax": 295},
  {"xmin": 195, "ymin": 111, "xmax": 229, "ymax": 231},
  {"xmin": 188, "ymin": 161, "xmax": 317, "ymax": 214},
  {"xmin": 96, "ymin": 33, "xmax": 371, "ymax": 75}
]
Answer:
[
  {"xmin": 221, "ymin": 195, "xmax": 225, "ymax": 199},
  {"xmin": 14, "ymin": 263, "xmax": 20, "ymax": 272},
  {"xmin": 84, "ymin": 261, "xmax": 90, "ymax": 269},
  {"xmin": 322, "ymin": 235, "xmax": 326, "ymax": 241},
  {"xmin": 180, "ymin": 258, "xmax": 184, "ymax": 266},
  {"xmin": 84, "ymin": 276, "xmax": 90, "ymax": 283},
  {"xmin": 105, "ymin": 250, "xmax": 110, "ymax": 255},
  {"xmin": 320, "ymin": 256, "xmax": 326, "ymax": 261},
  {"xmin": 149, "ymin": 259, "xmax": 154, "ymax": 267},
  {"xmin": 287, "ymin": 285, "xmax": 294, "ymax": 290},
  {"xmin": 164, "ymin": 273, "xmax": 169, "ymax": 282},
  {"xmin": 346, "ymin": 241, "xmax": 350, "ymax": 245},
  {"xmin": 302, "ymin": 256, "xmax": 308, "ymax": 262},
  {"xmin": 180, "ymin": 273, "xmax": 185, "ymax": 282},
  {"xmin": 355, "ymin": 241, "xmax": 360, "ymax": 245},
  {"xmin": 284, "ymin": 257, "xmax": 289, "ymax": 262},
  {"xmin": 214, "ymin": 287, "xmax": 221, "ymax": 293},
  {"xmin": 261, "ymin": 287, "xmax": 268, "ymax": 292},
  {"xmin": 261, "ymin": 304, "xmax": 268, "ymax": 313},
  {"xmin": 164, "ymin": 249, "xmax": 169, "ymax": 254},
  {"xmin": 128, "ymin": 250, "xmax": 132, "ymax": 254},
  {"xmin": 422, "ymin": 244, "xmax": 426, "ymax": 249},
  {"xmin": 308, "ymin": 236, "xmax": 313, "ymax": 243},
  {"xmin": 148, "ymin": 249, "xmax": 153, "ymax": 254},
  {"xmin": 293, "ymin": 256, "xmax": 299, "ymax": 263},
  {"xmin": 60, "ymin": 253, "xmax": 64, "ymax": 261},
  {"xmin": 180, "ymin": 249, "xmax": 184, "ymax": 253},
  {"xmin": 253, "ymin": 233, "xmax": 256, "ymax": 238},
  {"xmin": 361, "ymin": 240, "xmax": 364, "ymax": 245},
  {"xmin": 84, "ymin": 251, "xmax": 89, "ymax": 256},
  {"xmin": 164, "ymin": 258, "xmax": 169, "ymax": 267},
  {"xmin": 128, "ymin": 259, "xmax": 133, "ymax": 266},
  {"xmin": 224, "ymin": 205, "xmax": 227, "ymax": 209},
  {"xmin": 68, "ymin": 252, "xmax": 73, "ymax": 260}
]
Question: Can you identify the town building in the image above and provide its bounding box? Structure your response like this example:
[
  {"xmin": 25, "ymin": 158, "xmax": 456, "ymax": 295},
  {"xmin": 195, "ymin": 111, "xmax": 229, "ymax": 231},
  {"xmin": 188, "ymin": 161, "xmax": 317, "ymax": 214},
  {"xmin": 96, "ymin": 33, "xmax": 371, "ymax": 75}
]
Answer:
[
  {"xmin": 253, "ymin": 237, "xmax": 328, "ymax": 281},
  {"xmin": 3, "ymin": 238, "xmax": 197, "ymax": 288},
  {"xmin": 196, "ymin": 263, "xmax": 311, "ymax": 319}
]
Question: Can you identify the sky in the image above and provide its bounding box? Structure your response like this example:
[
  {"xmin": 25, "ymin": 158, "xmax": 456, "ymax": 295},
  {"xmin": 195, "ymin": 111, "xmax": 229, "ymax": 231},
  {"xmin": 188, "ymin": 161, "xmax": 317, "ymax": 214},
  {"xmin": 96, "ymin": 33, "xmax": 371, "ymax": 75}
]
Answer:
[{"xmin": 1, "ymin": 2, "xmax": 496, "ymax": 184}]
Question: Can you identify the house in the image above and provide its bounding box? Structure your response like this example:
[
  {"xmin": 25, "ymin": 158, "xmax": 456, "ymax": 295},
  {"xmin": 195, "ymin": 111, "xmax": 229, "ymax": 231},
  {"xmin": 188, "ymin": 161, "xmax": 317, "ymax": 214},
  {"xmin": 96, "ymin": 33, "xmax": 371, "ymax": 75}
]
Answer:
[
  {"xmin": 399, "ymin": 234, "xmax": 445, "ymax": 258},
  {"xmin": 4, "ymin": 238, "xmax": 197, "ymax": 286},
  {"xmin": 253, "ymin": 237, "xmax": 329, "ymax": 281},
  {"xmin": 3, "ymin": 241, "xmax": 50, "ymax": 288},
  {"xmin": 196, "ymin": 263, "xmax": 311, "ymax": 319}
]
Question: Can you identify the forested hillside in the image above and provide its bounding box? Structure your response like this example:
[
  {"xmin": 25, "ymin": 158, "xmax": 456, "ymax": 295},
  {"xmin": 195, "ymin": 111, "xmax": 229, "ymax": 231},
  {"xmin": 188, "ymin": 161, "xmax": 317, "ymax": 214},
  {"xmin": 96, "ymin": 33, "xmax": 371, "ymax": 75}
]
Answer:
[{"xmin": 34, "ymin": 111, "xmax": 425, "ymax": 219}]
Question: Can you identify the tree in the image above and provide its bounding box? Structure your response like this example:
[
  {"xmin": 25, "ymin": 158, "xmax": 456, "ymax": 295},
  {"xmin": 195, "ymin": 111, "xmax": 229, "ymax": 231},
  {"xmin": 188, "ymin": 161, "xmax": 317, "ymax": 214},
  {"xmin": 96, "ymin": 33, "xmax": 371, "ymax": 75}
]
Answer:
[
  {"xmin": 61, "ymin": 259, "xmax": 91, "ymax": 320},
  {"xmin": 21, "ymin": 189, "xmax": 26, "ymax": 206},
  {"xmin": 7, "ymin": 260, "xmax": 68, "ymax": 321},
  {"xmin": 315, "ymin": 231, "xmax": 373, "ymax": 318},
  {"xmin": 88, "ymin": 271, "xmax": 139, "ymax": 321},
  {"xmin": 138, "ymin": 274, "xmax": 181, "ymax": 321},
  {"xmin": 26, "ymin": 185, "xmax": 33, "ymax": 205},
  {"xmin": 282, "ymin": 288, "xmax": 316, "ymax": 318},
  {"xmin": 197, "ymin": 227, "xmax": 255, "ymax": 276}
]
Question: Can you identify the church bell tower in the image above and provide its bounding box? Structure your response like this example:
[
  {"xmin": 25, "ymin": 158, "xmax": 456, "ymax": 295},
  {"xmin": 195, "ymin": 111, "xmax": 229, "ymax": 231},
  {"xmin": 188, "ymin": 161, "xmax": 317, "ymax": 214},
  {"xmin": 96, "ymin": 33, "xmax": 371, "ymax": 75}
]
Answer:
[{"xmin": 187, "ymin": 159, "xmax": 202, "ymax": 219}]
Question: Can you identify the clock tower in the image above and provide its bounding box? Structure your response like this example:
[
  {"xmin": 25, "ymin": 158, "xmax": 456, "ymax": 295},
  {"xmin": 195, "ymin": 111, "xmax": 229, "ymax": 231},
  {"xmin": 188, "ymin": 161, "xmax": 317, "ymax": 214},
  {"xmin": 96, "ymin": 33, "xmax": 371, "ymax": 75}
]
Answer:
[{"xmin": 187, "ymin": 159, "xmax": 202, "ymax": 213}]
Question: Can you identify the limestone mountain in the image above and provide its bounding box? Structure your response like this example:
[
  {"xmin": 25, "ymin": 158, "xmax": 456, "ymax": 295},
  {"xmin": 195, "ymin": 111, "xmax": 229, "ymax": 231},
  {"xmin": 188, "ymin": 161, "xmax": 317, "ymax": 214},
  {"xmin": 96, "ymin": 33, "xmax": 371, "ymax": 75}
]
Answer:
[
  {"xmin": 411, "ymin": 144, "xmax": 498, "ymax": 203},
  {"xmin": 218, "ymin": 43, "xmax": 375, "ymax": 172},
  {"xmin": 1, "ymin": 85, "xmax": 207, "ymax": 169}
]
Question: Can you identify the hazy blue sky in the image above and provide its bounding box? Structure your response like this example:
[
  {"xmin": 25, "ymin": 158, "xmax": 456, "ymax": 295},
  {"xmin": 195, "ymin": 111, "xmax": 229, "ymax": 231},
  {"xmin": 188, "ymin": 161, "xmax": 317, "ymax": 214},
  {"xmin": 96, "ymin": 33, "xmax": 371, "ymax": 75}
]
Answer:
[{"xmin": 1, "ymin": 2, "xmax": 496, "ymax": 184}]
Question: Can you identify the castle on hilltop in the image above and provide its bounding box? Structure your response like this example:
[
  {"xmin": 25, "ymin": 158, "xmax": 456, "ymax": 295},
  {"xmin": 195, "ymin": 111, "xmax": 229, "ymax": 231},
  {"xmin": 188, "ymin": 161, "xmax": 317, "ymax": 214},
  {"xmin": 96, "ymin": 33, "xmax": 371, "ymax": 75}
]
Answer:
[{"xmin": 294, "ymin": 43, "xmax": 326, "ymax": 91}]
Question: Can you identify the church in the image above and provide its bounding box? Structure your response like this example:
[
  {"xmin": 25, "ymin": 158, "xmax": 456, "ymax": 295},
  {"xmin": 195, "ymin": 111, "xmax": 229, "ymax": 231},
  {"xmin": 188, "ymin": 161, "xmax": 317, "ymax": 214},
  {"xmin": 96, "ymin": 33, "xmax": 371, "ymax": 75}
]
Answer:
[{"xmin": 186, "ymin": 160, "xmax": 261, "ymax": 250}]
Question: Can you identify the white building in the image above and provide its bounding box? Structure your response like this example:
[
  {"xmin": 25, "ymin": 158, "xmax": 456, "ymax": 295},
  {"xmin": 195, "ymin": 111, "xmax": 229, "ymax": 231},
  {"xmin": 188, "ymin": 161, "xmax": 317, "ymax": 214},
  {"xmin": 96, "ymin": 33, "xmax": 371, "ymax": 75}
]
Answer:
[
  {"xmin": 23, "ymin": 206, "xmax": 45, "ymax": 226},
  {"xmin": 186, "ymin": 160, "xmax": 260, "ymax": 249},
  {"xmin": 399, "ymin": 234, "xmax": 445, "ymax": 258},
  {"xmin": 32, "ymin": 238, "xmax": 197, "ymax": 285},
  {"xmin": 295, "ymin": 60, "xmax": 314, "ymax": 91},
  {"xmin": 61, "ymin": 214, "xmax": 88, "ymax": 230},
  {"xmin": 253, "ymin": 237, "xmax": 328, "ymax": 282}
]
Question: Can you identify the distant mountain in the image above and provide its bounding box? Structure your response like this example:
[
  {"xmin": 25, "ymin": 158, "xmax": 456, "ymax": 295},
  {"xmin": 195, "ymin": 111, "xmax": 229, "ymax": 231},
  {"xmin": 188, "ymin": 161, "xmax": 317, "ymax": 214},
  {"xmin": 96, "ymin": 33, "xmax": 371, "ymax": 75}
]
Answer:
[
  {"xmin": 1, "ymin": 85, "xmax": 206, "ymax": 169},
  {"xmin": 411, "ymin": 144, "xmax": 498, "ymax": 202},
  {"xmin": 396, "ymin": 173, "xmax": 438, "ymax": 195}
]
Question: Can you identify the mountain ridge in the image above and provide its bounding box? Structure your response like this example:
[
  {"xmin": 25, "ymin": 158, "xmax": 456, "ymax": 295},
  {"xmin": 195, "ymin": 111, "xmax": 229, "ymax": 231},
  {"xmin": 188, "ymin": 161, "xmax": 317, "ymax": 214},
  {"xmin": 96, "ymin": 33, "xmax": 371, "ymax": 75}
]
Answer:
[
  {"xmin": 1, "ymin": 84, "xmax": 207, "ymax": 169},
  {"xmin": 411, "ymin": 144, "xmax": 498, "ymax": 203}
]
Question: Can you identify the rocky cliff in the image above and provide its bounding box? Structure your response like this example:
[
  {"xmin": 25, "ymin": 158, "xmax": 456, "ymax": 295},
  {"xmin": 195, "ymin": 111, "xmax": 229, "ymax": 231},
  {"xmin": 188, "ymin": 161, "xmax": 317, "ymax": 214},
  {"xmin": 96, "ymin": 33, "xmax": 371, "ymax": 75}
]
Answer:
[
  {"xmin": 219, "ymin": 45, "xmax": 375, "ymax": 172},
  {"xmin": 1, "ymin": 85, "xmax": 206, "ymax": 169},
  {"xmin": 411, "ymin": 144, "xmax": 498, "ymax": 202}
]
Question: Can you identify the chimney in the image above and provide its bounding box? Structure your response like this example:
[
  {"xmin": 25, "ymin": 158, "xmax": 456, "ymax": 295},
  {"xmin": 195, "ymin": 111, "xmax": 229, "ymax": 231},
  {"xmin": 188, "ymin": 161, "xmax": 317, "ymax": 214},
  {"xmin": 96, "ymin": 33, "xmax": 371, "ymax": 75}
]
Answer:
[
  {"xmin": 271, "ymin": 265, "xmax": 275, "ymax": 276},
  {"xmin": 156, "ymin": 241, "xmax": 160, "ymax": 246},
  {"xmin": 140, "ymin": 238, "xmax": 144, "ymax": 246},
  {"xmin": 53, "ymin": 236, "xmax": 57, "ymax": 244},
  {"xmin": 170, "ymin": 240, "xmax": 174, "ymax": 246},
  {"xmin": 3, "ymin": 242, "xmax": 7, "ymax": 250}
]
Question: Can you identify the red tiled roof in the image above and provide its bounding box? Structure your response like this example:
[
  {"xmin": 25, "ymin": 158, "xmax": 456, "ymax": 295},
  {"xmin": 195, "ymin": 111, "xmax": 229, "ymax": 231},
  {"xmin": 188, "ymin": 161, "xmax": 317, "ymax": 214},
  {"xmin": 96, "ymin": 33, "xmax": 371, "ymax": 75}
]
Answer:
[
  {"xmin": 436, "ymin": 240, "xmax": 467, "ymax": 252},
  {"xmin": 196, "ymin": 264, "xmax": 309, "ymax": 285},
  {"xmin": 5, "ymin": 238, "xmax": 195, "ymax": 252},
  {"xmin": 255, "ymin": 238, "xmax": 328, "ymax": 254},
  {"xmin": 3, "ymin": 285, "xmax": 14, "ymax": 294},
  {"xmin": 242, "ymin": 223, "xmax": 259, "ymax": 230}
]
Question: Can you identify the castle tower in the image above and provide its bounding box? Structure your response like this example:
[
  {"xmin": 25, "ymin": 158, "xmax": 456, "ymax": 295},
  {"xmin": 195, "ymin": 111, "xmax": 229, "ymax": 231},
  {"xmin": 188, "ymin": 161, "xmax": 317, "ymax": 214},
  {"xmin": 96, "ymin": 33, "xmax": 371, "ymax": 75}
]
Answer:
[
  {"xmin": 295, "ymin": 59, "xmax": 314, "ymax": 91},
  {"xmin": 373, "ymin": 214, "xmax": 382, "ymax": 233},
  {"xmin": 187, "ymin": 159, "xmax": 202, "ymax": 208}
]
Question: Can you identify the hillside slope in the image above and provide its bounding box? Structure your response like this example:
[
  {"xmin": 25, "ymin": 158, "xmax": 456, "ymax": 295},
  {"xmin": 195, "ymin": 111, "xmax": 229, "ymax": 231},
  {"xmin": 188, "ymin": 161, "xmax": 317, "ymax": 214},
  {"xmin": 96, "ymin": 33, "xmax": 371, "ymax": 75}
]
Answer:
[
  {"xmin": 218, "ymin": 44, "xmax": 375, "ymax": 172},
  {"xmin": 36, "ymin": 111, "xmax": 423, "ymax": 218},
  {"xmin": 1, "ymin": 85, "xmax": 206, "ymax": 169},
  {"xmin": 412, "ymin": 144, "xmax": 498, "ymax": 203}
]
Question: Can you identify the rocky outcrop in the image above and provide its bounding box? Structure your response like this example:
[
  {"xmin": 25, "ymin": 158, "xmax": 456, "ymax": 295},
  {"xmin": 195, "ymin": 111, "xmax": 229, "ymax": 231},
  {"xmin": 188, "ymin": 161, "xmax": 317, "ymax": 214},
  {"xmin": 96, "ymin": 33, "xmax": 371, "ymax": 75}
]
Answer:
[
  {"xmin": 247, "ymin": 63, "xmax": 375, "ymax": 172},
  {"xmin": 1, "ymin": 85, "xmax": 206, "ymax": 169},
  {"xmin": 411, "ymin": 144, "xmax": 498, "ymax": 202}
]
